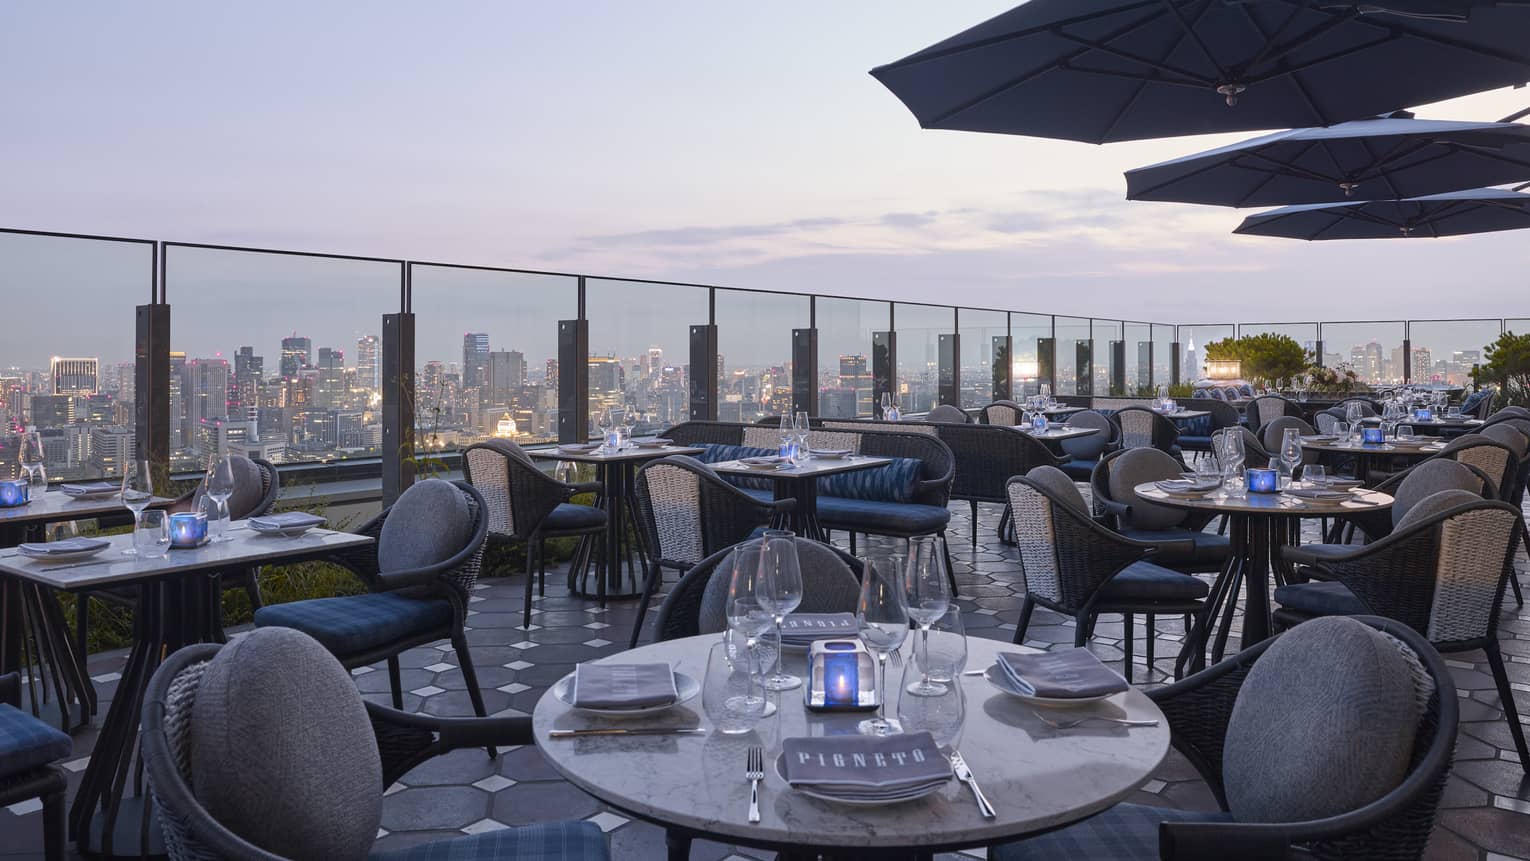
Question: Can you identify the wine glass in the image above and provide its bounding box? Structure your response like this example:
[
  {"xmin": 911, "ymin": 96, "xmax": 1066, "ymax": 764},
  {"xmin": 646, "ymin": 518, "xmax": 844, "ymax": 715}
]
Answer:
[
  {"xmin": 596, "ymin": 408, "xmax": 613, "ymax": 448},
  {"xmin": 856, "ymin": 554, "xmax": 909, "ymax": 736},
  {"xmin": 205, "ymin": 453, "xmax": 237, "ymax": 541},
  {"xmin": 793, "ymin": 410, "xmax": 810, "ymax": 458},
  {"xmin": 619, "ymin": 409, "xmax": 637, "ymax": 448},
  {"xmin": 120, "ymin": 459, "xmax": 154, "ymax": 556},
  {"xmin": 754, "ymin": 530, "xmax": 803, "ymax": 692},
  {"xmin": 725, "ymin": 540, "xmax": 777, "ymax": 716},
  {"xmin": 1216, "ymin": 430, "xmax": 1246, "ymax": 497},
  {"xmin": 896, "ymin": 663, "xmax": 966, "ymax": 748},
  {"xmin": 18, "ymin": 430, "xmax": 46, "ymax": 494},
  {"xmin": 778, "ymin": 413, "xmax": 794, "ymax": 459},
  {"xmin": 1279, "ymin": 428, "xmax": 1303, "ymax": 486},
  {"xmin": 904, "ymin": 535, "xmax": 951, "ymax": 697},
  {"xmin": 879, "ymin": 391, "xmax": 892, "ymax": 418}
]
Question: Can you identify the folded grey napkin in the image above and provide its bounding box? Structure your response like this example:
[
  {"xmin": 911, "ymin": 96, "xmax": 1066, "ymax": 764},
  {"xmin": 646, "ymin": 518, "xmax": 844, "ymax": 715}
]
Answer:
[
  {"xmin": 19, "ymin": 537, "xmax": 110, "ymax": 556},
  {"xmin": 1155, "ymin": 478, "xmax": 1220, "ymax": 493},
  {"xmin": 249, "ymin": 512, "xmax": 327, "ymax": 530},
  {"xmin": 1283, "ymin": 486, "xmax": 1351, "ymax": 500},
  {"xmin": 782, "ymin": 731, "xmax": 951, "ymax": 795},
  {"xmin": 62, "ymin": 482, "xmax": 118, "ymax": 496},
  {"xmin": 812, "ymin": 448, "xmax": 852, "ymax": 458},
  {"xmin": 572, "ymin": 663, "xmax": 678, "ymax": 709},
  {"xmin": 780, "ymin": 612, "xmax": 858, "ymax": 644},
  {"xmin": 740, "ymin": 456, "xmax": 787, "ymax": 465},
  {"xmin": 633, "ymin": 437, "xmax": 673, "ymax": 446},
  {"xmin": 997, "ymin": 648, "xmax": 1129, "ymax": 699},
  {"xmin": 558, "ymin": 443, "xmax": 599, "ymax": 451}
]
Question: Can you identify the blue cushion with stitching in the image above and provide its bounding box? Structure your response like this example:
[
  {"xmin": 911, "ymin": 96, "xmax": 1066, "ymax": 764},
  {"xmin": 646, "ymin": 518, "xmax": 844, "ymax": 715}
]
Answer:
[
  {"xmin": 816, "ymin": 457, "xmax": 922, "ymax": 503},
  {"xmin": 255, "ymin": 592, "xmax": 453, "ymax": 658},
  {"xmin": 1099, "ymin": 561, "xmax": 1209, "ymax": 602},
  {"xmin": 1274, "ymin": 580, "xmax": 1368, "ymax": 617},
  {"xmin": 368, "ymin": 821, "xmax": 610, "ymax": 861},
  {"xmin": 0, "ymin": 703, "xmax": 71, "ymax": 778},
  {"xmin": 544, "ymin": 503, "xmax": 605, "ymax": 532}
]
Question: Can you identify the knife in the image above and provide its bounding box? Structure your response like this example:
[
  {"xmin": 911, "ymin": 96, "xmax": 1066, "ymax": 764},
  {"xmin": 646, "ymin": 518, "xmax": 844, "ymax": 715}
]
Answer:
[{"xmin": 548, "ymin": 727, "xmax": 706, "ymax": 738}]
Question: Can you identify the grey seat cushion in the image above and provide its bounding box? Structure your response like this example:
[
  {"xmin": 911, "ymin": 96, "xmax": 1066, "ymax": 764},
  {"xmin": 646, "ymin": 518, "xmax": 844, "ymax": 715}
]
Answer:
[
  {"xmin": 191, "ymin": 627, "xmax": 382, "ymax": 861},
  {"xmin": 1107, "ymin": 448, "xmax": 1186, "ymax": 530},
  {"xmin": 1391, "ymin": 460, "xmax": 1484, "ymax": 528},
  {"xmin": 698, "ymin": 538, "xmax": 860, "ymax": 633},
  {"xmin": 379, "ymin": 480, "xmax": 474, "ymax": 574},
  {"xmin": 1061, "ymin": 411, "xmax": 1112, "ymax": 460},
  {"xmin": 1273, "ymin": 580, "xmax": 1368, "ymax": 617},
  {"xmin": 1395, "ymin": 489, "xmax": 1483, "ymax": 531},
  {"xmin": 1023, "ymin": 465, "xmax": 1088, "ymax": 515},
  {"xmin": 1222, "ymin": 616, "xmax": 1421, "ymax": 823}
]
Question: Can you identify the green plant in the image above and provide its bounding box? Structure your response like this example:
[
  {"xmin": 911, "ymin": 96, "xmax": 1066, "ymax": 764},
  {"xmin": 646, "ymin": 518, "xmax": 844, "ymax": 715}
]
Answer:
[
  {"xmin": 1472, "ymin": 330, "xmax": 1530, "ymax": 408},
  {"xmin": 1302, "ymin": 363, "xmax": 1360, "ymax": 394},
  {"xmin": 1203, "ymin": 334, "xmax": 1309, "ymax": 387}
]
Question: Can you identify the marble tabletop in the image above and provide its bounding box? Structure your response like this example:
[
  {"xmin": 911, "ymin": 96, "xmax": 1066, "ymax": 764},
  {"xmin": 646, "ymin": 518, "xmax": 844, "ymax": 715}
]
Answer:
[
  {"xmin": 1297, "ymin": 437, "xmax": 1445, "ymax": 457},
  {"xmin": 532, "ymin": 635, "xmax": 1168, "ymax": 853},
  {"xmin": 527, "ymin": 444, "xmax": 705, "ymax": 464},
  {"xmin": 1134, "ymin": 481, "xmax": 1394, "ymax": 516},
  {"xmin": 0, "ymin": 490, "xmax": 172, "ymax": 528},
  {"xmin": 709, "ymin": 454, "xmax": 892, "ymax": 479},
  {"xmin": 1003, "ymin": 425, "xmax": 1100, "ymax": 442}
]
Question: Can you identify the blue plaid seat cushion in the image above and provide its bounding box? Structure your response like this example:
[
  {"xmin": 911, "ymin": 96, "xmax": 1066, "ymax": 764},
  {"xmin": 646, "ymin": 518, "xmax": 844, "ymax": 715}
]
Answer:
[
  {"xmin": 992, "ymin": 803, "xmax": 1229, "ymax": 860},
  {"xmin": 254, "ymin": 592, "xmax": 453, "ymax": 658},
  {"xmin": 0, "ymin": 702, "xmax": 71, "ymax": 778},
  {"xmin": 1460, "ymin": 389, "xmax": 1490, "ymax": 415},
  {"xmin": 369, "ymin": 821, "xmax": 608, "ymax": 860},
  {"xmin": 817, "ymin": 457, "xmax": 922, "ymax": 503}
]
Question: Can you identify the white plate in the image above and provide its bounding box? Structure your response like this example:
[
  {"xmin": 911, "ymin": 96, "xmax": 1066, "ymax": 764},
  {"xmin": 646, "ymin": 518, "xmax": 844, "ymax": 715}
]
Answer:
[
  {"xmin": 982, "ymin": 664, "xmax": 1117, "ymax": 708},
  {"xmin": 552, "ymin": 670, "xmax": 700, "ymax": 717},
  {"xmin": 811, "ymin": 450, "xmax": 852, "ymax": 460},
  {"xmin": 19, "ymin": 546, "xmax": 107, "ymax": 563},
  {"xmin": 775, "ymin": 753, "xmax": 948, "ymax": 806}
]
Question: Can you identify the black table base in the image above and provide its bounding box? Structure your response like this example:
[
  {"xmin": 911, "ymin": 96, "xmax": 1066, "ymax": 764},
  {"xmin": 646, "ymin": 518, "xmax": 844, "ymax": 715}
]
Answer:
[
  {"xmin": 1, "ymin": 524, "xmax": 96, "ymax": 732},
  {"xmin": 1177, "ymin": 511, "xmax": 1298, "ymax": 676},
  {"xmin": 566, "ymin": 462, "xmax": 649, "ymax": 602},
  {"xmin": 771, "ymin": 475, "xmax": 824, "ymax": 542}
]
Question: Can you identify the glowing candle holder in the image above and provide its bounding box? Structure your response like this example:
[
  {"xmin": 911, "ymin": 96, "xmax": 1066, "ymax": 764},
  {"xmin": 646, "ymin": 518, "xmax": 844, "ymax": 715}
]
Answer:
[
  {"xmin": 1362, "ymin": 427, "xmax": 1386, "ymax": 444},
  {"xmin": 806, "ymin": 640, "xmax": 877, "ymax": 712},
  {"xmin": 0, "ymin": 479, "xmax": 29, "ymax": 508},
  {"xmin": 1246, "ymin": 468, "xmax": 1279, "ymax": 494},
  {"xmin": 168, "ymin": 513, "xmax": 209, "ymax": 548},
  {"xmin": 1413, "ymin": 408, "xmax": 1433, "ymax": 422}
]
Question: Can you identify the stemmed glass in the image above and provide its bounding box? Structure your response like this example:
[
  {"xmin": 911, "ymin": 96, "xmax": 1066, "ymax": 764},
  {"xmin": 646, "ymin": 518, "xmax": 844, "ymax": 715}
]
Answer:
[
  {"xmin": 18, "ymin": 431, "xmax": 46, "ymax": 495},
  {"xmin": 724, "ymin": 539, "xmax": 776, "ymax": 716},
  {"xmin": 205, "ymin": 453, "xmax": 236, "ymax": 542},
  {"xmin": 619, "ymin": 409, "xmax": 637, "ymax": 448},
  {"xmin": 596, "ymin": 408, "xmax": 614, "ymax": 448},
  {"xmin": 120, "ymin": 459, "xmax": 154, "ymax": 556},
  {"xmin": 879, "ymin": 392, "xmax": 892, "ymax": 418},
  {"xmin": 904, "ymin": 535, "xmax": 952, "ymax": 697},
  {"xmin": 777, "ymin": 414, "xmax": 795, "ymax": 460},
  {"xmin": 754, "ymin": 529, "xmax": 803, "ymax": 691},
  {"xmin": 856, "ymin": 554, "xmax": 909, "ymax": 736},
  {"xmin": 1279, "ymin": 428, "xmax": 1303, "ymax": 487},
  {"xmin": 1216, "ymin": 431, "xmax": 1246, "ymax": 497},
  {"xmin": 793, "ymin": 411, "xmax": 810, "ymax": 458}
]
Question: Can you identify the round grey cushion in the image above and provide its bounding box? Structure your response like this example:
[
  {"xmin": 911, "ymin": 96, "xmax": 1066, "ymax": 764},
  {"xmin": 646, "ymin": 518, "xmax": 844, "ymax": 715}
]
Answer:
[
  {"xmin": 926, "ymin": 404, "xmax": 969, "ymax": 424},
  {"xmin": 1392, "ymin": 460, "xmax": 1484, "ymax": 528},
  {"xmin": 1061, "ymin": 411, "xmax": 1111, "ymax": 460},
  {"xmin": 1223, "ymin": 617, "xmax": 1421, "ymax": 823},
  {"xmin": 1396, "ymin": 489, "xmax": 1483, "ymax": 532},
  {"xmin": 1107, "ymin": 448, "xmax": 1186, "ymax": 530},
  {"xmin": 192, "ymin": 456, "xmax": 267, "ymax": 520},
  {"xmin": 379, "ymin": 480, "xmax": 473, "ymax": 574},
  {"xmin": 1480, "ymin": 423, "xmax": 1529, "ymax": 459},
  {"xmin": 191, "ymin": 627, "xmax": 381, "ymax": 861},
  {"xmin": 1260, "ymin": 417, "xmax": 1315, "ymax": 457},
  {"xmin": 698, "ymin": 538, "xmax": 860, "ymax": 633},
  {"xmin": 1023, "ymin": 466, "xmax": 1088, "ymax": 515}
]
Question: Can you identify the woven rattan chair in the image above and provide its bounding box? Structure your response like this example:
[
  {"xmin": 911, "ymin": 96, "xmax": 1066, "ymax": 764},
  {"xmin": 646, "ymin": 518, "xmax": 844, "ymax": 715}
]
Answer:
[
  {"xmin": 1275, "ymin": 496, "xmax": 1527, "ymax": 771},
  {"xmin": 253, "ymin": 480, "xmax": 491, "ymax": 717},
  {"xmin": 990, "ymin": 615, "xmax": 1456, "ymax": 861},
  {"xmin": 1211, "ymin": 426, "xmax": 1272, "ymax": 469},
  {"xmin": 1244, "ymin": 394, "xmax": 1303, "ymax": 433},
  {"xmin": 978, "ymin": 400, "xmax": 1025, "ymax": 426},
  {"xmin": 926, "ymin": 422, "xmax": 1063, "ymax": 545},
  {"xmin": 926, "ymin": 404, "xmax": 970, "ymax": 424},
  {"xmin": 628, "ymin": 456, "xmax": 793, "ymax": 647},
  {"xmin": 1177, "ymin": 399, "xmax": 1239, "ymax": 459},
  {"xmin": 141, "ymin": 631, "xmax": 608, "ymax": 861},
  {"xmin": 463, "ymin": 440, "xmax": 606, "ymax": 629},
  {"xmin": 1006, "ymin": 466, "xmax": 1208, "ymax": 682},
  {"xmin": 0, "ymin": 672, "xmax": 69, "ymax": 861},
  {"xmin": 1459, "ymin": 387, "xmax": 1497, "ymax": 420},
  {"xmin": 1089, "ymin": 448, "xmax": 1228, "ymax": 575},
  {"xmin": 1323, "ymin": 458, "xmax": 1491, "ymax": 551},
  {"xmin": 1110, "ymin": 406, "xmax": 1183, "ymax": 464}
]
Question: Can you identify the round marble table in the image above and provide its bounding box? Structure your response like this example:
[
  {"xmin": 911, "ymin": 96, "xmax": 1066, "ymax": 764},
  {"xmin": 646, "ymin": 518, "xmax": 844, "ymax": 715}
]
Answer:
[
  {"xmin": 532, "ymin": 635, "xmax": 1169, "ymax": 858},
  {"xmin": 1134, "ymin": 482, "xmax": 1394, "ymax": 675}
]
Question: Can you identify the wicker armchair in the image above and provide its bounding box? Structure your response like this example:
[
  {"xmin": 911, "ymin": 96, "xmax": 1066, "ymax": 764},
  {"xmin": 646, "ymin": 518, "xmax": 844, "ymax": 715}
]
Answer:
[
  {"xmin": 628, "ymin": 456, "xmax": 793, "ymax": 647},
  {"xmin": 1089, "ymin": 448, "xmax": 1228, "ymax": 575},
  {"xmin": 1326, "ymin": 458, "xmax": 1491, "ymax": 548},
  {"xmin": 923, "ymin": 422, "xmax": 1063, "ymax": 544},
  {"xmin": 1275, "ymin": 497, "xmax": 1526, "ymax": 771},
  {"xmin": 1245, "ymin": 394, "xmax": 1303, "ymax": 433},
  {"xmin": 926, "ymin": 404, "xmax": 970, "ymax": 423},
  {"xmin": 978, "ymin": 400, "xmax": 1025, "ymax": 426},
  {"xmin": 1178, "ymin": 399, "xmax": 1240, "ymax": 458},
  {"xmin": 77, "ymin": 456, "xmax": 279, "ymax": 661},
  {"xmin": 1006, "ymin": 466, "xmax": 1208, "ymax": 682},
  {"xmin": 1211, "ymin": 426, "xmax": 1271, "ymax": 468},
  {"xmin": 141, "ymin": 634, "xmax": 608, "ymax": 861},
  {"xmin": 1111, "ymin": 406, "xmax": 1184, "ymax": 465},
  {"xmin": 463, "ymin": 440, "xmax": 606, "ymax": 629},
  {"xmin": 991, "ymin": 616, "xmax": 1455, "ymax": 861},
  {"xmin": 253, "ymin": 480, "xmax": 491, "ymax": 716},
  {"xmin": 0, "ymin": 672, "xmax": 69, "ymax": 861}
]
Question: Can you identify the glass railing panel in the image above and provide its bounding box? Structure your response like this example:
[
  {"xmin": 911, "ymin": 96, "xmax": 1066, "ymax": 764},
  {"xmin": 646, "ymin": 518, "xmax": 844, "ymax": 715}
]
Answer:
[
  {"xmin": 1055, "ymin": 316, "xmax": 1091, "ymax": 397},
  {"xmin": 410, "ymin": 265, "xmax": 575, "ymax": 448},
  {"xmin": 1123, "ymin": 322, "xmax": 1151, "ymax": 395},
  {"xmin": 714, "ymin": 288, "xmax": 808, "ymax": 423},
  {"xmin": 1092, "ymin": 319, "xmax": 1122, "ymax": 396},
  {"xmin": 1178, "ymin": 324, "xmax": 1235, "ymax": 382},
  {"xmin": 1407, "ymin": 319, "xmax": 1501, "ymax": 387},
  {"xmin": 1011, "ymin": 313, "xmax": 1052, "ymax": 398},
  {"xmin": 1319, "ymin": 321, "xmax": 1405, "ymax": 387},
  {"xmin": 585, "ymin": 278, "xmax": 708, "ymax": 437},
  {"xmin": 163, "ymin": 245, "xmax": 402, "ymax": 472},
  {"xmin": 1151, "ymin": 324, "xmax": 1174, "ymax": 388},
  {"xmin": 817, "ymin": 297, "xmax": 889, "ymax": 418},
  {"xmin": 958, "ymin": 309, "xmax": 1007, "ymax": 408},
  {"xmin": 0, "ymin": 231, "xmax": 153, "ymax": 481},
  {"xmin": 895, "ymin": 303, "xmax": 954, "ymax": 413}
]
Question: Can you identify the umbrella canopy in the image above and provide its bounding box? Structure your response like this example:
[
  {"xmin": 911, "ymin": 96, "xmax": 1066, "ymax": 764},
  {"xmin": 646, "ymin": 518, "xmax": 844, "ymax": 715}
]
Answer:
[
  {"xmin": 870, "ymin": 0, "xmax": 1530, "ymax": 144},
  {"xmin": 1232, "ymin": 186, "xmax": 1530, "ymax": 237},
  {"xmin": 1125, "ymin": 114, "xmax": 1530, "ymax": 206}
]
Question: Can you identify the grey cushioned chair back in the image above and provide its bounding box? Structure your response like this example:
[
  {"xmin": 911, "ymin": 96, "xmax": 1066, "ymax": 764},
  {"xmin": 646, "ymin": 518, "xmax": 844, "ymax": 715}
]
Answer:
[
  {"xmin": 1339, "ymin": 398, "xmax": 1377, "ymax": 417},
  {"xmin": 1391, "ymin": 459, "xmax": 1485, "ymax": 528},
  {"xmin": 378, "ymin": 480, "xmax": 476, "ymax": 574},
  {"xmin": 1061, "ymin": 410, "xmax": 1112, "ymax": 460},
  {"xmin": 698, "ymin": 538, "xmax": 861, "ymax": 633},
  {"xmin": 1480, "ymin": 423, "xmax": 1530, "ymax": 460},
  {"xmin": 1023, "ymin": 465, "xmax": 1088, "ymax": 514},
  {"xmin": 1395, "ymin": 489, "xmax": 1483, "ymax": 531},
  {"xmin": 192, "ymin": 455, "xmax": 270, "ymax": 521},
  {"xmin": 1212, "ymin": 427, "xmax": 1267, "ymax": 467},
  {"xmin": 926, "ymin": 404, "xmax": 969, "ymax": 424},
  {"xmin": 1260, "ymin": 416, "xmax": 1316, "ymax": 458},
  {"xmin": 1221, "ymin": 617, "xmax": 1431, "ymax": 824},
  {"xmin": 1106, "ymin": 448, "xmax": 1187, "ymax": 530},
  {"xmin": 1205, "ymin": 399, "xmax": 1241, "ymax": 430}
]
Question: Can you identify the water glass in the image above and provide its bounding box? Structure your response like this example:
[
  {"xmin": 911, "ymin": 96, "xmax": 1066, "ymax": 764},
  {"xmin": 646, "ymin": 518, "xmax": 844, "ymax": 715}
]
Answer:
[
  {"xmin": 703, "ymin": 641, "xmax": 765, "ymax": 735},
  {"xmin": 135, "ymin": 509, "xmax": 170, "ymax": 559},
  {"xmin": 1396, "ymin": 425, "xmax": 1416, "ymax": 442},
  {"xmin": 755, "ymin": 530, "xmax": 803, "ymax": 691},
  {"xmin": 1333, "ymin": 421, "xmax": 1350, "ymax": 442},
  {"xmin": 857, "ymin": 554, "xmax": 909, "ymax": 736},
  {"xmin": 896, "ymin": 663, "xmax": 965, "ymax": 749},
  {"xmin": 1302, "ymin": 464, "xmax": 1327, "ymax": 487},
  {"xmin": 910, "ymin": 607, "xmax": 966, "ymax": 691}
]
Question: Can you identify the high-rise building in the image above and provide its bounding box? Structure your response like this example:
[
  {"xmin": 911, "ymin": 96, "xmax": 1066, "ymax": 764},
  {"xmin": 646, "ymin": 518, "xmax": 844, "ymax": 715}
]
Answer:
[
  {"xmin": 1411, "ymin": 347, "xmax": 1433, "ymax": 383},
  {"xmin": 280, "ymin": 334, "xmax": 312, "ymax": 379},
  {"xmin": 186, "ymin": 358, "xmax": 230, "ymax": 456},
  {"xmin": 51, "ymin": 357, "xmax": 98, "ymax": 396},
  {"xmin": 544, "ymin": 359, "xmax": 559, "ymax": 394},
  {"xmin": 486, "ymin": 350, "xmax": 526, "ymax": 407},
  {"xmin": 233, "ymin": 347, "xmax": 263, "ymax": 407},
  {"xmin": 356, "ymin": 335, "xmax": 380, "ymax": 397},
  {"xmin": 316, "ymin": 347, "xmax": 346, "ymax": 409},
  {"xmin": 30, "ymin": 395, "xmax": 74, "ymax": 428},
  {"xmin": 462, "ymin": 333, "xmax": 490, "ymax": 389},
  {"xmin": 168, "ymin": 352, "xmax": 187, "ymax": 454},
  {"xmin": 88, "ymin": 426, "xmax": 135, "ymax": 475}
]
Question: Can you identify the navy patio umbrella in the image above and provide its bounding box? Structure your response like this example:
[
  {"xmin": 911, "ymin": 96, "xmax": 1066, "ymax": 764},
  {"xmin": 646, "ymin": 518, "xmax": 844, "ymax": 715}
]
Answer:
[
  {"xmin": 1124, "ymin": 112, "xmax": 1530, "ymax": 206},
  {"xmin": 1232, "ymin": 186, "xmax": 1530, "ymax": 238},
  {"xmin": 870, "ymin": 0, "xmax": 1530, "ymax": 144}
]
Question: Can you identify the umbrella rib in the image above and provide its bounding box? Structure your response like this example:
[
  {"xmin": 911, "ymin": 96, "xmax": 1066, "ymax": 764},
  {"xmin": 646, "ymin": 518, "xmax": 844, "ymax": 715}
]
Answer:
[
  {"xmin": 1338, "ymin": 12, "xmax": 1530, "ymax": 72},
  {"xmin": 876, "ymin": 0, "xmax": 1163, "ymax": 69},
  {"xmin": 1047, "ymin": 30, "xmax": 1212, "ymax": 86},
  {"xmin": 1238, "ymin": 0, "xmax": 1341, "ymax": 74},
  {"xmin": 1158, "ymin": 0, "xmax": 1229, "ymax": 79},
  {"xmin": 1308, "ymin": 212, "xmax": 1357, "ymax": 241},
  {"xmin": 1440, "ymin": 142, "xmax": 1530, "ymax": 175},
  {"xmin": 1239, "ymin": 8, "xmax": 1362, "ymax": 78},
  {"xmin": 1244, "ymin": 32, "xmax": 1401, "ymax": 85},
  {"xmin": 1348, "ymin": 136, "xmax": 1406, "ymax": 200},
  {"xmin": 1101, "ymin": 0, "xmax": 1223, "ymax": 142}
]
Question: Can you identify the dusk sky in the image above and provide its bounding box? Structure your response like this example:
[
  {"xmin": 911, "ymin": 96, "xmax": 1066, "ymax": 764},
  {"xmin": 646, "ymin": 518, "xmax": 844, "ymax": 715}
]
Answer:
[{"xmin": 3, "ymin": 2, "xmax": 1529, "ymax": 369}]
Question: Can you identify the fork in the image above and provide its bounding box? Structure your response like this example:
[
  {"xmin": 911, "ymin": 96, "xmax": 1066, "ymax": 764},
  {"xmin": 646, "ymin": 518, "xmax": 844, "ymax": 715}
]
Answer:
[
  {"xmin": 1031, "ymin": 710, "xmax": 1160, "ymax": 730},
  {"xmin": 746, "ymin": 746, "xmax": 764, "ymax": 823},
  {"xmin": 949, "ymin": 750, "xmax": 996, "ymax": 819}
]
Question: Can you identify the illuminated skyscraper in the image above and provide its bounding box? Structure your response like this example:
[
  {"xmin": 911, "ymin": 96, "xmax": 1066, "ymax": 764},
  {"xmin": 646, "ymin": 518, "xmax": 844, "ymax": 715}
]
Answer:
[
  {"xmin": 356, "ymin": 335, "xmax": 380, "ymax": 396},
  {"xmin": 51, "ymin": 357, "xmax": 98, "ymax": 395},
  {"xmin": 233, "ymin": 346, "xmax": 263, "ymax": 407},
  {"xmin": 462, "ymin": 333, "xmax": 490, "ymax": 389},
  {"xmin": 316, "ymin": 347, "xmax": 346, "ymax": 409},
  {"xmin": 280, "ymin": 335, "xmax": 312, "ymax": 379}
]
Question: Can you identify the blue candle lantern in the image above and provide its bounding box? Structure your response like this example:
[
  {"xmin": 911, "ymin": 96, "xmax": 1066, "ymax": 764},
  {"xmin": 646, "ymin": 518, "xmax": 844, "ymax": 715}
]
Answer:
[
  {"xmin": 1413, "ymin": 408, "xmax": 1432, "ymax": 421},
  {"xmin": 0, "ymin": 479, "xmax": 29, "ymax": 508},
  {"xmin": 168, "ymin": 512, "xmax": 208, "ymax": 548},
  {"xmin": 1246, "ymin": 467, "xmax": 1279, "ymax": 493},
  {"xmin": 1362, "ymin": 427, "xmax": 1386, "ymax": 444},
  {"xmin": 806, "ymin": 640, "xmax": 876, "ymax": 712},
  {"xmin": 1034, "ymin": 414, "xmax": 1048, "ymax": 432}
]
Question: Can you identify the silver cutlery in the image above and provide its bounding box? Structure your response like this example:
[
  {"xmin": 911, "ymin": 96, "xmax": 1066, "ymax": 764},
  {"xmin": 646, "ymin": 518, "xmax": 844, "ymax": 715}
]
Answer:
[
  {"xmin": 547, "ymin": 727, "xmax": 706, "ymax": 738},
  {"xmin": 949, "ymin": 750, "xmax": 996, "ymax": 819},
  {"xmin": 1031, "ymin": 710, "xmax": 1160, "ymax": 730},
  {"xmin": 746, "ymin": 745, "xmax": 765, "ymax": 823}
]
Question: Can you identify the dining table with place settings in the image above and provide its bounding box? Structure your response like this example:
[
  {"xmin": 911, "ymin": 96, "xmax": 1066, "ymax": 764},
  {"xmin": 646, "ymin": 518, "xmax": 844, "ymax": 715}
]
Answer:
[
  {"xmin": 707, "ymin": 453, "xmax": 893, "ymax": 543},
  {"xmin": 1297, "ymin": 434, "xmax": 1446, "ymax": 483},
  {"xmin": 532, "ymin": 634, "xmax": 1169, "ymax": 860}
]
